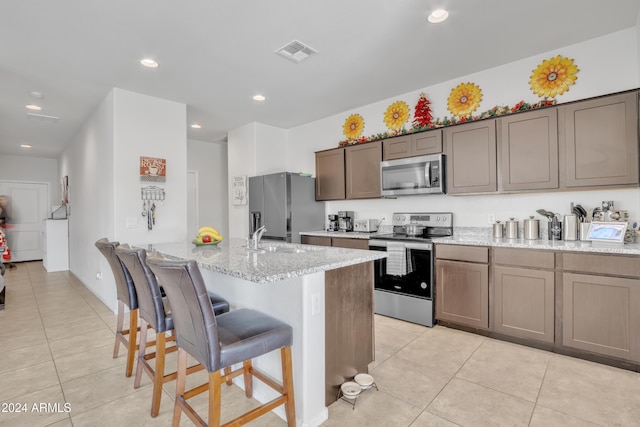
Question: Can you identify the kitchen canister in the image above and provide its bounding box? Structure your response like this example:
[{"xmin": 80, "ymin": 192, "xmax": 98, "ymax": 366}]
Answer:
[
  {"xmin": 523, "ymin": 216, "xmax": 540, "ymax": 240},
  {"xmin": 492, "ymin": 221, "xmax": 504, "ymax": 238},
  {"xmin": 548, "ymin": 219, "xmax": 562, "ymax": 240},
  {"xmin": 563, "ymin": 214, "xmax": 578, "ymax": 241},
  {"xmin": 505, "ymin": 218, "xmax": 518, "ymax": 239}
]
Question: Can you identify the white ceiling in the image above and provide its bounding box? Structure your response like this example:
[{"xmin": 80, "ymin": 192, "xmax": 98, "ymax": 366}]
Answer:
[{"xmin": 1, "ymin": 1, "xmax": 639, "ymax": 158}]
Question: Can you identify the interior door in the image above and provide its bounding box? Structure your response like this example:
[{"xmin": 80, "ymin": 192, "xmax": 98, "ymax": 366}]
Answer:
[
  {"xmin": 0, "ymin": 181, "xmax": 49, "ymax": 262},
  {"xmin": 187, "ymin": 170, "xmax": 198, "ymax": 240}
]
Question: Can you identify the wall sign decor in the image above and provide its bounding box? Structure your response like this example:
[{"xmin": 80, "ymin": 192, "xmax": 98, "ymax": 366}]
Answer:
[
  {"xmin": 447, "ymin": 82, "xmax": 483, "ymax": 117},
  {"xmin": 529, "ymin": 55, "xmax": 579, "ymax": 98},
  {"xmin": 342, "ymin": 114, "xmax": 365, "ymax": 141},
  {"xmin": 383, "ymin": 100, "xmax": 410, "ymax": 133},
  {"xmin": 232, "ymin": 175, "xmax": 247, "ymax": 205},
  {"xmin": 140, "ymin": 156, "xmax": 166, "ymax": 182}
]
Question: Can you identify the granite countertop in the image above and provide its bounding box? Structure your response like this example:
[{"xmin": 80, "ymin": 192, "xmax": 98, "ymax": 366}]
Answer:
[
  {"xmin": 142, "ymin": 238, "xmax": 386, "ymax": 284},
  {"xmin": 434, "ymin": 236, "xmax": 640, "ymax": 256}
]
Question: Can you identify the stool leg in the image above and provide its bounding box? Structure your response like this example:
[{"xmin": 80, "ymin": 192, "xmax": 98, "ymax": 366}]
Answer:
[
  {"xmin": 173, "ymin": 348, "xmax": 187, "ymax": 427},
  {"xmin": 134, "ymin": 318, "xmax": 148, "ymax": 389},
  {"xmin": 243, "ymin": 360, "xmax": 253, "ymax": 398},
  {"xmin": 151, "ymin": 331, "xmax": 166, "ymax": 417},
  {"xmin": 224, "ymin": 366, "xmax": 232, "ymax": 386},
  {"xmin": 126, "ymin": 308, "xmax": 138, "ymax": 377},
  {"xmin": 208, "ymin": 370, "xmax": 222, "ymax": 427},
  {"xmin": 281, "ymin": 347, "xmax": 296, "ymax": 427},
  {"xmin": 113, "ymin": 300, "xmax": 124, "ymax": 358}
]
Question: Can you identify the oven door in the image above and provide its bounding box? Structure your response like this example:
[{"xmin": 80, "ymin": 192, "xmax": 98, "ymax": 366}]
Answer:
[{"xmin": 369, "ymin": 241, "xmax": 433, "ymax": 299}]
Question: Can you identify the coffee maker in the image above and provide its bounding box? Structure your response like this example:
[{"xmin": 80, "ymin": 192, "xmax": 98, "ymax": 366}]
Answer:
[
  {"xmin": 328, "ymin": 214, "xmax": 339, "ymax": 232},
  {"xmin": 338, "ymin": 211, "xmax": 354, "ymax": 232}
]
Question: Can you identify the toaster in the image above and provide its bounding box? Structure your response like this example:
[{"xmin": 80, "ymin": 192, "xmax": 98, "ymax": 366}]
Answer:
[{"xmin": 354, "ymin": 219, "xmax": 379, "ymax": 233}]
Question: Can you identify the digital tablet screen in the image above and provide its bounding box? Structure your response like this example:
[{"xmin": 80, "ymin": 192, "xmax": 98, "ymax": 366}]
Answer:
[{"xmin": 587, "ymin": 222, "xmax": 628, "ymax": 243}]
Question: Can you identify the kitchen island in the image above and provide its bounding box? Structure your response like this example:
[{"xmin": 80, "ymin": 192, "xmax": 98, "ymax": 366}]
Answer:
[{"xmin": 144, "ymin": 239, "xmax": 386, "ymax": 427}]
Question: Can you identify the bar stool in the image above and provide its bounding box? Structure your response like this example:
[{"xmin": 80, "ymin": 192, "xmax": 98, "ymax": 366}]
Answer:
[
  {"xmin": 146, "ymin": 253, "xmax": 296, "ymax": 427},
  {"xmin": 115, "ymin": 244, "xmax": 231, "ymax": 417},
  {"xmin": 95, "ymin": 238, "xmax": 140, "ymax": 377}
]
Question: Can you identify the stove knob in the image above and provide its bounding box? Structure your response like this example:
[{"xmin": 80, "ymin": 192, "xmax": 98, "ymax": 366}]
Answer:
[
  {"xmin": 435, "ymin": 216, "xmax": 440, "ymax": 221},
  {"xmin": 420, "ymin": 282, "xmax": 428, "ymax": 289}
]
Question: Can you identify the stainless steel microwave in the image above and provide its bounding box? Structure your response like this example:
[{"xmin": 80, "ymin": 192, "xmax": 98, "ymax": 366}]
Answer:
[{"xmin": 380, "ymin": 154, "xmax": 445, "ymax": 196}]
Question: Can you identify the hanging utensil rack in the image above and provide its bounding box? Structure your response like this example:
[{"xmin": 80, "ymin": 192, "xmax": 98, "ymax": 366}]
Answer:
[{"xmin": 141, "ymin": 186, "xmax": 165, "ymax": 230}]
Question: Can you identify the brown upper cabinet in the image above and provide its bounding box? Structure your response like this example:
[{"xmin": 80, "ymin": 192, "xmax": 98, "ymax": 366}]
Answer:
[
  {"xmin": 345, "ymin": 140, "xmax": 382, "ymax": 199},
  {"xmin": 498, "ymin": 108, "xmax": 559, "ymax": 192},
  {"xmin": 559, "ymin": 91, "xmax": 639, "ymax": 188},
  {"xmin": 315, "ymin": 148, "xmax": 345, "ymax": 201},
  {"xmin": 315, "ymin": 141, "xmax": 382, "ymax": 201},
  {"xmin": 382, "ymin": 129, "xmax": 443, "ymax": 161},
  {"xmin": 444, "ymin": 120, "xmax": 497, "ymax": 194}
]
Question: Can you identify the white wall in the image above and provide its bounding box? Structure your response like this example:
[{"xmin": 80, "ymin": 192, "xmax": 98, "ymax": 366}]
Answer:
[
  {"xmin": 0, "ymin": 155, "xmax": 59, "ymax": 207},
  {"xmin": 59, "ymin": 88, "xmax": 187, "ymax": 311},
  {"xmin": 187, "ymin": 139, "xmax": 229, "ymax": 238},
  {"xmin": 227, "ymin": 123, "xmax": 289, "ymax": 239},
  {"xmin": 284, "ymin": 27, "xmax": 640, "ymax": 229}
]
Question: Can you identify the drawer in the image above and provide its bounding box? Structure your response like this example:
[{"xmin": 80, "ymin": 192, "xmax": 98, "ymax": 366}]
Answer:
[
  {"xmin": 301, "ymin": 235, "xmax": 332, "ymax": 247},
  {"xmin": 435, "ymin": 244, "xmax": 488, "ymax": 264},
  {"xmin": 331, "ymin": 237, "xmax": 369, "ymax": 250},
  {"xmin": 493, "ymin": 248, "xmax": 555, "ymax": 269},
  {"xmin": 562, "ymin": 253, "xmax": 640, "ymax": 278}
]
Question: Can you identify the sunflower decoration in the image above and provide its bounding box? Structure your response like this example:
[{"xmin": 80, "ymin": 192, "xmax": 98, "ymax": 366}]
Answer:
[
  {"xmin": 383, "ymin": 100, "xmax": 410, "ymax": 132},
  {"xmin": 342, "ymin": 114, "xmax": 365, "ymax": 140},
  {"xmin": 529, "ymin": 55, "xmax": 579, "ymax": 98},
  {"xmin": 447, "ymin": 82, "xmax": 483, "ymax": 117}
]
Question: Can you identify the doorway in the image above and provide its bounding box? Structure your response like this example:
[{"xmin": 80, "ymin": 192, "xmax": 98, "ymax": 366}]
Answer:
[
  {"xmin": 187, "ymin": 170, "xmax": 199, "ymax": 240},
  {"xmin": 0, "ymin": 181, "xmax": 49, "ymax": 262}
]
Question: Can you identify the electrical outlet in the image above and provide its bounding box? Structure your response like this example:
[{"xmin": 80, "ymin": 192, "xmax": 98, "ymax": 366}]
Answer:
[{"xmin": 488, "ymin": 214, "xmax": 496, "ymax": 224}]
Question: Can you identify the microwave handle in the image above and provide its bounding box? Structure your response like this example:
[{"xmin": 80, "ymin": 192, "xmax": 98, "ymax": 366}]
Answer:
[{"xmin": 424, "ymin": 162, "xmax": 431, "ymax": 187}]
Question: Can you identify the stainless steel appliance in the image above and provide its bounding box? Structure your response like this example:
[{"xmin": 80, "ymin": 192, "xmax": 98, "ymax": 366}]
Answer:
[
  {"xmin": 328, "ymin": 214, "xmax": 339, "ymax": 232},
  {"xmin": 380, "ymin": 154, "xmax": 445, "ymax": 197},
  {"xmin": 354, "ymin": 218, "xmax": 379, "ymax": 233},
  {"xmin": 338, "ymin": 211, "xmax": 354, "ymax": 232},
  {"xmin": 249, "ymin": 172, "xmax": 325, "ymax": 244},
  {"xmin": 369, "ymin": 212, "xmax": 453, "ymax": 327}
]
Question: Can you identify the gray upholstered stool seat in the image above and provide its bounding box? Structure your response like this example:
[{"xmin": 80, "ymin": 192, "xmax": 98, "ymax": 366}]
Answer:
[
  {"xmin": 146, "ymin": 253, "xmax": 296, "ymax": 427},
  {"xmin": 115, "ymin": 244, "xmax": 230, "ymax": 417},
  {"xmin": 95, "ymin": 238, "xmax": 140, "ymax": 377}
]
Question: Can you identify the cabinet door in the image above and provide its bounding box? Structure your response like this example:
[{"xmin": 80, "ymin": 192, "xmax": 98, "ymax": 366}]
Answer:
[
  {"xmin": 444, "ymin": 120, "xmax": 497, "ymax": 194},
  {"xmin": 331, "ymin": 237, "xmax": 369, "ymax": 250},
  {"xmin": 563, "ymin": 272, "xmax": 640, "ymax": 362},
  {"xmin": 382, "ymin": 135, "xmax": 412, "ymax": 160},
  {"xmin": 345, "ymin": 141, "xmax": 382, "ymax": 199},
  {"xmin": 493, "ymin": 266, "xmax": 554, "ymax": 343},
  {"xmin": 559, "ymin": 91, "xmax": 639, "ymax": 188},
  {"xmin": 435, "ymin": 259, "xmax": 489, "ymax": 329},
  {"xmin": 301, "ymin": 235, "xmax": 332, "ymax": 246},
  {"xmin": 315, "ymin": 148, "xmax": 345, "ymax": 200},
  {"xmin": 412, "ymin": 129, "xmax": 442, "ymax": 156},
  {"xmin": 498, "ymin": 108, "xmax": 559, "ymax": 191}
]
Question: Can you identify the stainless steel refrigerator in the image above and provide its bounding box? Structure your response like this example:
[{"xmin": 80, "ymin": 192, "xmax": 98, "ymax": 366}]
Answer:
[{"xmin": 249, "ymin": 172, "xmax": 324, "ymax": 243}]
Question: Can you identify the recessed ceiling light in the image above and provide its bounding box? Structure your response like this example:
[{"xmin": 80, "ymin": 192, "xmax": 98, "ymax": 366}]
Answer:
[
  {"xmin": 30, "ymin": 91, "xmax": 44, "ymax": 99},
  {"xmin": 427, "ymin": 9, "xmax": 449, "ymax": 23},
  {"xmin": 26, "ymin": 104, "xmax": 42, "ymax": 111},
  {"xmin": 191, "ymin": 124, "xmax": 202, "ymax": 129},
  {"xmin": 20, "ymin": 144, "xmax": 32, "ymax": 148},
  {"xmin": 253, "ymin": 94, "xmax": 266, "ymax": 101},
  {"xmin": 140, "ymin": 58, "xmax": 159, "ymax": 68}
]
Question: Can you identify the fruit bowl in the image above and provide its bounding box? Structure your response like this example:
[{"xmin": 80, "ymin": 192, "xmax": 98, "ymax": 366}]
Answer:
[{"xmin": 192, "ymin": 239, "xmax": 222, "ymax": 246}]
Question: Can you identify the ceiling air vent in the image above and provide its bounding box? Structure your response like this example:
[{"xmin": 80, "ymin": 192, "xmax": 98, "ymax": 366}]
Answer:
[{"xmin": 274, "ymin": 40, "xmax": 318, "ymax": 64}]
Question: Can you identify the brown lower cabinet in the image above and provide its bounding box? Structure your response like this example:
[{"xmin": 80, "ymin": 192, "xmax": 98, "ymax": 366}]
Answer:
[
  {"xmin": 436, "ymin": 243, "xmax": 640, "ymax": 367},
  {"xmin": 435, "ymin": 245, "xmax": 489, "ymax": 329},
  {"xmin": 301, "ymin": 235, "xmax": 369, "ymax": 250}
]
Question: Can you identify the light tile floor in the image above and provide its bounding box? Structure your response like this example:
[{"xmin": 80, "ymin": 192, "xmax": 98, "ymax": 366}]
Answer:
[{"xmin": 1, "ymin": 262, "xmax": 640, "ymax": 426}]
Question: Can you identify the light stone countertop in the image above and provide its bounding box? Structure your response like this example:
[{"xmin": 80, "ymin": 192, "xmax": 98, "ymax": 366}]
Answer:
[
  {"xmin": 434, "ymin": 236, "xmax": 640, "ymax": 256},
  {"xmin": 142, "ymin": 238, "xmax": 386, "ymax": 284}
]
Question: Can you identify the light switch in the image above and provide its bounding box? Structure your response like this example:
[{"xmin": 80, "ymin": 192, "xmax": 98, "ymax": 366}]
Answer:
[{"xmin": 311, "ymin": 293, "xmax": 321, "ymax": 315}]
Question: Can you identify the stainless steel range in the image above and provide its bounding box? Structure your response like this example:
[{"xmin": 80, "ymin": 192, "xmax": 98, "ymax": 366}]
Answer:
[{"xmin": 369, "ymin": 212, "xmax": 453, "ymax": 327}]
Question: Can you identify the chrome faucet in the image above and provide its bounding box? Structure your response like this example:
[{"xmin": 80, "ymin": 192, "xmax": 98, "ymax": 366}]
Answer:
[{"xmin": 251, "ymin": 225, "xmax": 267, "ymax": 250}]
